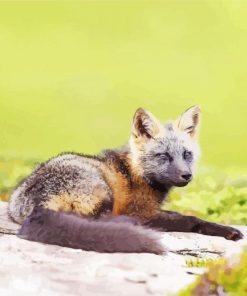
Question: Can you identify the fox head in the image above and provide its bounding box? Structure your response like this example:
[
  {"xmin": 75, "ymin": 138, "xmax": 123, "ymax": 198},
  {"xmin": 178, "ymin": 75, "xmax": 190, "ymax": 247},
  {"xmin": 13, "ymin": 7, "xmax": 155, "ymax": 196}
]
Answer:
[{"xmin": 129, "ymin": 106, "xmax": 201, "ymax": 188}]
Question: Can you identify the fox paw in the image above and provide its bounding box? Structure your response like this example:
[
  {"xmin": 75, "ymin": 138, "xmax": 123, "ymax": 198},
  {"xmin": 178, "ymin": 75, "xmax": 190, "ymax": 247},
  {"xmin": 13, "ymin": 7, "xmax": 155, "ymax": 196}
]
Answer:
[{"xmin": 224, "ymin": 226, "xmax": 244, "ymax": 241}]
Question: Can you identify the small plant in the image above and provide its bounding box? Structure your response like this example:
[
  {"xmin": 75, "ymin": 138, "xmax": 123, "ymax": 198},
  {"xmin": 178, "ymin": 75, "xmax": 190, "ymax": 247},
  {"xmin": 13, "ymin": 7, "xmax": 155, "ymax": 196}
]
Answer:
[
  {"xmin": 179, "ymin": 251, "xmax": 247, "ymax": 296},
  {"xmin": 185, "ymin": 257, "xmax": 223, "ymax": 268}
]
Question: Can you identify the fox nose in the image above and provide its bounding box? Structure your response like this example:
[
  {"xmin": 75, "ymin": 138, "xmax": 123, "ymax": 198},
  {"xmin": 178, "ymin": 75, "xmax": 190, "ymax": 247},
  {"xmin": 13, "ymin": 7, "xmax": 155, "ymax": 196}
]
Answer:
[{"xmin": 181, "ymin": 173, "xmax": 192, "ymax": 181}]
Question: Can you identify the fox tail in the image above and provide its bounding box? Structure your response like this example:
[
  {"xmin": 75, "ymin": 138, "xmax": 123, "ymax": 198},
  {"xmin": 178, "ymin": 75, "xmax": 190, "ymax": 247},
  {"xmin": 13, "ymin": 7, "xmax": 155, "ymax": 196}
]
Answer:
[{"xmin": 18, "ymin": 208, "xmax": 165, "ymax": 254}]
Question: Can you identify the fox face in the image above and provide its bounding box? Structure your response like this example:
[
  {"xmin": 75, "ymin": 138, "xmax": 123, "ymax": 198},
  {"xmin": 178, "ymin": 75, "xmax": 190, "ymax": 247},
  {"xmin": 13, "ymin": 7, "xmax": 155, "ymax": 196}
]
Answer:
[{"xmin": 129, "ymin": 106, "xmax": 201, "ymax": 188}]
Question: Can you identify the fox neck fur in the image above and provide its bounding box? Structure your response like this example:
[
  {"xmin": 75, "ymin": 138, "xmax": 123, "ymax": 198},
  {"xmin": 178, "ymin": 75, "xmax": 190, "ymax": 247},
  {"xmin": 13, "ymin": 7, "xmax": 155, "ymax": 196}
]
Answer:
[{"xmin": 99, "ymin": 148, "xmax": 171, "ymax": 222}]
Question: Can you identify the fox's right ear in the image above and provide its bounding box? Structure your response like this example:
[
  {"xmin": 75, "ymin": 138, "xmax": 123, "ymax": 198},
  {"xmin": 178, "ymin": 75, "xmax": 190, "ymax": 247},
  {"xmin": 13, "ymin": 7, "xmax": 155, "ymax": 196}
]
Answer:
[{"xmin": 132, "ymin": 108, "xmax": 163, "ymax": 139}]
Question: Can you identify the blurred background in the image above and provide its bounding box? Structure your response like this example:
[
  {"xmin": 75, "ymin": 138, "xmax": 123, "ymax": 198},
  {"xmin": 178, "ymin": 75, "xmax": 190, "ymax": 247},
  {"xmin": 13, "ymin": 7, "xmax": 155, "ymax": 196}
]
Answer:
[
  {"xmin": 0, "ymin": 1, "xmax": 246, "ymax": 224},
  {"xmin": 1, "ymin": 0, "xmax": 247, "ymax": 166}
]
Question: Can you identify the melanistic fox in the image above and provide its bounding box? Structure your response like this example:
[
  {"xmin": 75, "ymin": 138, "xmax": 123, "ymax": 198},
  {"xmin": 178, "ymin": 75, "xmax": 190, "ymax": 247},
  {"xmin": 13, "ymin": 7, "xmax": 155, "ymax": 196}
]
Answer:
[{"xmin": 8, "ymin": 106, "xmax": 243, "ymax": 254}]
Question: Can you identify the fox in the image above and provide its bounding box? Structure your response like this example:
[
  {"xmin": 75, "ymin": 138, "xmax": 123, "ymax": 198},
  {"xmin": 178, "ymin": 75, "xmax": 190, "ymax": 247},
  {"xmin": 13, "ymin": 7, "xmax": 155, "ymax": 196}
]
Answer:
[{"xmin": 8, "ymin": 106, "xmax": 243, "ymax": 254}]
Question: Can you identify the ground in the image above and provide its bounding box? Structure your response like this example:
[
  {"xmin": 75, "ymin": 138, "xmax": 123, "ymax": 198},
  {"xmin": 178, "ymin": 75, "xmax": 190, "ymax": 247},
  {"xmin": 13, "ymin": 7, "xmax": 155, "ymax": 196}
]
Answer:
[{"xmin": 0, "ymin": 202, "xmax": 246, "ymax": 296}]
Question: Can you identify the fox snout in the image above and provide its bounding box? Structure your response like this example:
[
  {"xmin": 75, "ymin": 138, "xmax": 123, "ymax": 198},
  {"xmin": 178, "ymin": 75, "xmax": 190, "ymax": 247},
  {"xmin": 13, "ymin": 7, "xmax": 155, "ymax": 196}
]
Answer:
[
  {"xmin": 181, "ymin": 172, "xmax": 192, "ymax": 182},
  {"xmin": 165, "ymin": 158, "xmax": 193, "ymax": 185},
  {"xmin": 168, "ymin": 169, "xmax": 193, "ymax": 187},
  {"xmin": 174, "ymin": 172, "xmax": 192, "ymax": 186}
]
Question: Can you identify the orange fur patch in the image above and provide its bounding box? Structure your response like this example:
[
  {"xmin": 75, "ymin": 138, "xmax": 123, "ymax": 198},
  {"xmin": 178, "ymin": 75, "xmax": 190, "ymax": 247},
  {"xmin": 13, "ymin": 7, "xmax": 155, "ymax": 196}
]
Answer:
[
  {"xmin": 101, "ymin": 157, "xmax": 160, "ymax": 223},
  {"xmin": 101, "ymin": 162, "xmax": 130, "ymax": 216},
  {"xmin": 43, "ymin": 186, "xmax": 108, "ymax": 217}
]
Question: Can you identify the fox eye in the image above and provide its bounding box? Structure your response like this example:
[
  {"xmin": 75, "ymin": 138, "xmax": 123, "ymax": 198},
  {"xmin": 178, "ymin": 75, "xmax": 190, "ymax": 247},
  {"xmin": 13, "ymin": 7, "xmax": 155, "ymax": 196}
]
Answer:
[
  {"xmin": 183, "ymin": 150, "xmax": 192, "ymax": 161},
  {"xmin": 155, "ymin": 152, "xmax": 173, "ymax": 162}
]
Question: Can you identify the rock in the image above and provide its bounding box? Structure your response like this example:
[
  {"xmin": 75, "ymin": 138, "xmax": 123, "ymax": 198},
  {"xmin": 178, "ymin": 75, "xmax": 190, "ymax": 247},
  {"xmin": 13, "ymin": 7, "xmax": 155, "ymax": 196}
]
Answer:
[
  {"xmin": 0, "ymin": 202, "xmax": 19, "ymax": 234},
  {"xmin": 0, "ymin": 201, "xmax": 246, "ymax": 296}
]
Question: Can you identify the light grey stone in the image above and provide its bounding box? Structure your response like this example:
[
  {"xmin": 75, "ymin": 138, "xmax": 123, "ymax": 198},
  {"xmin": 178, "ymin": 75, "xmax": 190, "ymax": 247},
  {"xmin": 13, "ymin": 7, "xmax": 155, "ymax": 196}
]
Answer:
[{"xmin": 0, "ymin": 201, "xmax": 246, "ymax": 296}]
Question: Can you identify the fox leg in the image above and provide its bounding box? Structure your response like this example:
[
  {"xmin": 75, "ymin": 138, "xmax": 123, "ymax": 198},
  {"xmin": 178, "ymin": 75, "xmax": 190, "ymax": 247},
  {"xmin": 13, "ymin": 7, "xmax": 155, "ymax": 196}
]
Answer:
[{"xmin": 145, "ymin": 210, "xmax": 243, "ymax": 241}]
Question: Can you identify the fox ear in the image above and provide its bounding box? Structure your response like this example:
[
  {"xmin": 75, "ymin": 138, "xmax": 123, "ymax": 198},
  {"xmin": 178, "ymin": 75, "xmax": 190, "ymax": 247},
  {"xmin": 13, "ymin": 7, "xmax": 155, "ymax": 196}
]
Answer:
[
  {"xmin": 174, "ymin": 105, "xmax": 201, "ymax": 139},
  {"xmin": 132, "ymin": 108, "xmax": 163, "ymax": 139}
]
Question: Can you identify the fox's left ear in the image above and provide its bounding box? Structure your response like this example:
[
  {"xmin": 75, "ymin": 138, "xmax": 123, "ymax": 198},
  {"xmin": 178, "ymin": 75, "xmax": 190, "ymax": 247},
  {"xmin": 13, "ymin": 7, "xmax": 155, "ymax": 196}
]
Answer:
[{"xmin": 174, "ymin": 105, "xmax": 201, "ymax": 139}]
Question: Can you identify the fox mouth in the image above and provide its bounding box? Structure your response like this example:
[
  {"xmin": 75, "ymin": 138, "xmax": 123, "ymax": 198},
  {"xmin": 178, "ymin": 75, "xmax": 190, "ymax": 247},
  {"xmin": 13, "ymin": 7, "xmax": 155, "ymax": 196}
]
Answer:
[
  {"xmin": 144, "ymin": 175, "xmax": 191, "ymax": 189},
  {"xmin": 172, "ymin": 180, "xmax": 190, "ymax": 187}
]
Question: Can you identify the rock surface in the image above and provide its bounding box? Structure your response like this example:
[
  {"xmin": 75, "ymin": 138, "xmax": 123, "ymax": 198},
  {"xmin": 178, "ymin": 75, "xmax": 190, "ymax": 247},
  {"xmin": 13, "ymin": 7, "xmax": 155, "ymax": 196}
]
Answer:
[{"xmin": 0, "ymin": 201, "xmax": 246, "ymax": 296}]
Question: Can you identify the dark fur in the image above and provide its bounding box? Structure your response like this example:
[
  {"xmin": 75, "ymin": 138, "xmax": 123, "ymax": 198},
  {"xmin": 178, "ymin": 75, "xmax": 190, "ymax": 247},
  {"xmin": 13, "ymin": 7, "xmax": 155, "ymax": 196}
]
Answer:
[
  {"xmin": 101, "ymin": 150, "xmax": 133, "ymax": 187},
  {"xmin": 18, "ymin": 208, "xmax": 165, "ymax": 254}
]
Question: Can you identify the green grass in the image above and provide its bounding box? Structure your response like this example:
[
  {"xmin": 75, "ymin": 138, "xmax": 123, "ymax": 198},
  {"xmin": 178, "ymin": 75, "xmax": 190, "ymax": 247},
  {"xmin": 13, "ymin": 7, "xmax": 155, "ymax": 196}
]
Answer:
[
  {"xmin": 165, "ymin": 166, "xmax": 247, "ymax": 225},
  {"xmin": 0, "ymin": 158, "xmax": 36, "ymax": 201},
  {"xmin": 0, "ymin": 1, "xmax": 247, "ymax": 168}
]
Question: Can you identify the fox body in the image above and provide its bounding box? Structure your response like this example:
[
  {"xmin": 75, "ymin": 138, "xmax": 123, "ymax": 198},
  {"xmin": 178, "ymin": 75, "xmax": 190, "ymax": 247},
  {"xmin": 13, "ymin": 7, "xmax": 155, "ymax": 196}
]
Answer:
[{"xmin": 8, "ymin": 106, "xmax": 243, "ymax": 253}]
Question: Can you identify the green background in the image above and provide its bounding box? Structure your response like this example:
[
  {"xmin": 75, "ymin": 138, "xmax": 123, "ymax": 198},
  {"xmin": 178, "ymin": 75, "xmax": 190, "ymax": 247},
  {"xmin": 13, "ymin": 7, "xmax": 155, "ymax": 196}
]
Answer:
[
  {"xmin": 1, "ymin": 3, "xmax": 247, "ymax": 291},
  {"xmin": 0, "ymin": 0, "xmax": 247, "ymax": 168}
]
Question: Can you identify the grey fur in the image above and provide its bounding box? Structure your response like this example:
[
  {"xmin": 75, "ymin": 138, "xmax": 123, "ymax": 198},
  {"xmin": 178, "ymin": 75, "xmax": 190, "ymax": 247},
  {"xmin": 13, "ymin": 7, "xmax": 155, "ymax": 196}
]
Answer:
[
  {"xmin": 19, "ymin": 208, "xmax": 165, "ymax": 254},
  {"xmin": 9, "ymin": 153, "xmax": 113, "ymax": 224},
  {"xmin": 141, "ymin": 124, "xmax": 198, "ymax": 187}
]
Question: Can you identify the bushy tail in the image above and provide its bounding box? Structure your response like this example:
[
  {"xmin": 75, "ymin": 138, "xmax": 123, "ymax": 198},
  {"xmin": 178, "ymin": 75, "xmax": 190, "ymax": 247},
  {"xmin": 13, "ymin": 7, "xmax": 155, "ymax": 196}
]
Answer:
[{"xmin": 18, "ymin": 208, "xmax": 165, "ymax": 254}]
